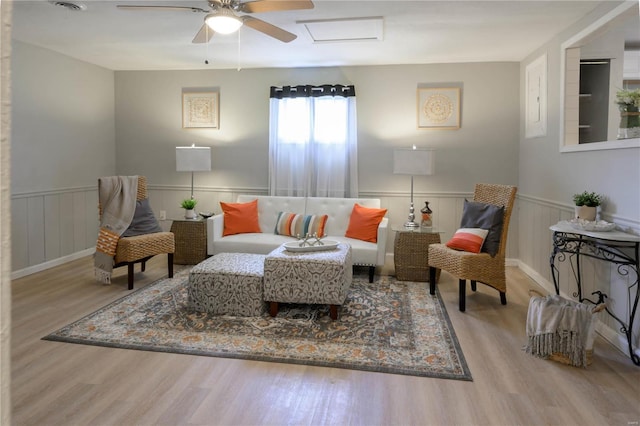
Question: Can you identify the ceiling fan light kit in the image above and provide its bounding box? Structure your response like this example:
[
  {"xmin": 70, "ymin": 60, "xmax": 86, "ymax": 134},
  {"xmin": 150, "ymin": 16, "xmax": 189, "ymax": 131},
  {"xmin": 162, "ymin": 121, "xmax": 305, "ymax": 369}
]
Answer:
[
  {"xmin": 205, "ymin": 9, "xmax": 243, "ymax": 34},
  {"xmin": 118, "ymin": 0, "xmax": 314, "ymax": 43}
]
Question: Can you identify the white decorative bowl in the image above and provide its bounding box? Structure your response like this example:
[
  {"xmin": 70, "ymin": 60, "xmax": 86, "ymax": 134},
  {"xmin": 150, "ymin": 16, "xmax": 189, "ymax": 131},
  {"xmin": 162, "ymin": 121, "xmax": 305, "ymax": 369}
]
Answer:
[
  {"xmin": 283, "ymin": 240, "xmax": 340, "ymax": 252},
  {"xmin": 569, "ymin": 219, "xmax": 616, "ymax": 232}
]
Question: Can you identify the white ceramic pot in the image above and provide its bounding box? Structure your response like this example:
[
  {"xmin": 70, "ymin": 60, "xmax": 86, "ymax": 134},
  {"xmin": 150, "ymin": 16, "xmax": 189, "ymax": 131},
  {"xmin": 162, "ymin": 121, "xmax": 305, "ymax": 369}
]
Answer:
[
  {"xmin": 184, "ymin": 209, "xmax": 197, "ymax": 220},
  {"xmin": 575, "ymin": 205, "xmax": 597, "ymax": 221}
]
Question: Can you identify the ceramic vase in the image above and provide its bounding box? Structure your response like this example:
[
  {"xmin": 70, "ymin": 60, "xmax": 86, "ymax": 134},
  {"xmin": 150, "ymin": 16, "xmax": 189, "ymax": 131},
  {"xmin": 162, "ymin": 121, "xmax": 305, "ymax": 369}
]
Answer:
[
  {"xmin": 420, "ymin": 201, "xmax": 433, "ymax": 227},
  {"xmin": 575, "ymin": 205, "xmax": 596, "ymax": 221},
  {"xmin": 184, "ymin": 209, "xmax": 197, "ymax": 220}
]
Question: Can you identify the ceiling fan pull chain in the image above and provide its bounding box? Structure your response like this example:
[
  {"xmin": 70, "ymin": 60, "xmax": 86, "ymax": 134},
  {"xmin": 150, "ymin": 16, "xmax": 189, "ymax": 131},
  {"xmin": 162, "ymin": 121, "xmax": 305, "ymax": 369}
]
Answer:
[
  {"xmin": 237, "ymin": 28, "xmax": 242, "ymax": 71},
  {"xmin": 205, "ymin": 25, "xmax": 210, "ymax": 65}
]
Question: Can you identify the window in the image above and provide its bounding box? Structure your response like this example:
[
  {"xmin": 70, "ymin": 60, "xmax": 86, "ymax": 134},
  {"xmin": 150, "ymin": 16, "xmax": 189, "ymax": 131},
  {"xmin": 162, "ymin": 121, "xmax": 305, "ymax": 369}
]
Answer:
[{"xmin": 269, "ymin": 85, "xmax": 358, "ymax": 197}]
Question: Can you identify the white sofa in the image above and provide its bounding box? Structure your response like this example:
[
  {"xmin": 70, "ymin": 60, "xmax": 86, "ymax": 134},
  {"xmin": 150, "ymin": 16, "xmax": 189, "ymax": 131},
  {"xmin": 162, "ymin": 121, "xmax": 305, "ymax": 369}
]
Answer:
[{"xmin": 206, "ymin": 195, "xmax": 388, "ymax": 282}]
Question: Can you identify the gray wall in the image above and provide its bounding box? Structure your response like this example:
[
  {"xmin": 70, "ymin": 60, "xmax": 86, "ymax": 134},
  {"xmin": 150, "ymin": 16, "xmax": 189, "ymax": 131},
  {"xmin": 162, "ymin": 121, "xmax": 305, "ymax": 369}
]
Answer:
[
  {"xmin": 11, "ymin": 41, "xmax": 115, "ymax": 272},
  {"xmin": 114, "ymin": 63, "xmax": 519, "ymax": 208},
  {"xmin": 518, "ymin": 2, "xmax": 640, "ymax": 355}
]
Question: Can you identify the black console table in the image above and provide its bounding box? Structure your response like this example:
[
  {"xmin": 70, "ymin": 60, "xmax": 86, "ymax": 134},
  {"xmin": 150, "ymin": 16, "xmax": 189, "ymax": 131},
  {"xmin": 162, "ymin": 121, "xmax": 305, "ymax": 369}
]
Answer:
[{"xmin": 549, "ymin": 221, "xmax": 640, "ymax": 366}]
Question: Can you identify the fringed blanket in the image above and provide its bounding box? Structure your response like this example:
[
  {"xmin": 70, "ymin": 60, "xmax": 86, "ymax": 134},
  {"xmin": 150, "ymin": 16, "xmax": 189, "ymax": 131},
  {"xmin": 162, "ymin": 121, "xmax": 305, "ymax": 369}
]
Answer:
[
  {"xmin": 94, "ymin": 176, "xmax": 138, "ymax": 284},
  {"xmin": 524, "ymin": 294, "xmax": 595, "ymax": 368}
]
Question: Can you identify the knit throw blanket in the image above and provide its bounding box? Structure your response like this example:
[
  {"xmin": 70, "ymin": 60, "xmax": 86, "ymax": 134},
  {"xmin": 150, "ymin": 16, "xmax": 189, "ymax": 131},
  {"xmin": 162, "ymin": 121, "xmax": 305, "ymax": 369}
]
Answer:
[
  {"xmin": 94, "ymin": 176, "xmax": 139, "ymax": 284},
  {"xmin": 524, "ymin": 294, "xmax": 595, "ymax": 368}
]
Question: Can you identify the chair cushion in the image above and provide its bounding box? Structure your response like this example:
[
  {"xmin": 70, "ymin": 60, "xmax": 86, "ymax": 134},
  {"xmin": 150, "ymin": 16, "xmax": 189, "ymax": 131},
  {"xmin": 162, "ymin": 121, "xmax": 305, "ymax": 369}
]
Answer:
[
  {"xmin": 446, "ymin": 228, "xmax": 489, "ymax": 253},
  {"xmin": 122, "ymin": 198, "xmax": 163, "ymax": 237},
  {"xmin": 274, "ymin": 212, "xmax": 328, "ymax": 238},
  {"xmin": 220, "ymin": 199, "xmax": 261, "ymax": 236},
  {"xmin": 345, "ymin": 203, "xmax": 387, "ymax": 243},
  {"xmin": 460, "ymin": 199, "xmax": 504, "ymax": 256}
]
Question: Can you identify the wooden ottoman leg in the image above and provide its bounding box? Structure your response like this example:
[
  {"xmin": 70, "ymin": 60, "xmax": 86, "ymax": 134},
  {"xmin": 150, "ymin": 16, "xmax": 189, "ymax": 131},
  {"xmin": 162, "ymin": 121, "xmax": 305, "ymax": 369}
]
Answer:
[
  {"xmin": 329, "ymin": 305, "xmax": 339, "ymax": 320},
  {"xmin": 269, "ymin": 302, "xmax": 279, "ymax": 317}
]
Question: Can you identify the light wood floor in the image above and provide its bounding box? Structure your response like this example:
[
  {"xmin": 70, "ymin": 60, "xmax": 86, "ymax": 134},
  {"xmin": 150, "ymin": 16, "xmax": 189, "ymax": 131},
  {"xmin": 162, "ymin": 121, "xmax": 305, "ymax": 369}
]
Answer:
[{"xmin": 11, "ymin": 256, "xmax": 640, "ymax": 426}]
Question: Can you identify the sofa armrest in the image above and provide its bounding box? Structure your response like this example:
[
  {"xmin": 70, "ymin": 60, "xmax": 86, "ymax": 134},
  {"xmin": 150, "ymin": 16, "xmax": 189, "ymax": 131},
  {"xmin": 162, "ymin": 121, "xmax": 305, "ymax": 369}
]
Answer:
[
  {"xmin": 206, "ymin": 214, "xmax": 224, "ymax": 255},
  {"xmin": 376, "ymin": 217, "xmax": 389, "ymax": 266}
]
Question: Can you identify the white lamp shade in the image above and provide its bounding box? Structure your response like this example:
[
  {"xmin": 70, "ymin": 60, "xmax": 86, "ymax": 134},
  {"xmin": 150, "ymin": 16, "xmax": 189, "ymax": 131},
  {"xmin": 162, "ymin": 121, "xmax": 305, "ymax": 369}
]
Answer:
[
  {"xmin": 176, "ymin": 146, "xmax": 211, "ymax": 172},
  {"xmin": 393, "ymin": 149, "xmax": 435, "ymax": 176}
]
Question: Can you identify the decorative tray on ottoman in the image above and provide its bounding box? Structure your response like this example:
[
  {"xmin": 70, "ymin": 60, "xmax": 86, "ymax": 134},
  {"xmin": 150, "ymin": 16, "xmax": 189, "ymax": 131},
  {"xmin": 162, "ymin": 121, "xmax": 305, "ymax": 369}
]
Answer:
[{"xmin": 283, "ymin": 240, "xmax": 340, "ymax": 252}]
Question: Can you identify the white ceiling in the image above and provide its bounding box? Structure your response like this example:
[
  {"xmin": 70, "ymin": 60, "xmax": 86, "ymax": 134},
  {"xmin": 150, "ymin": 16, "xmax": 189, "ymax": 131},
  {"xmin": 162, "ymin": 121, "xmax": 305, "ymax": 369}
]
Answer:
[{"xmin": 11, "ymin": 0, "xmax": 615, "ymax": 71}]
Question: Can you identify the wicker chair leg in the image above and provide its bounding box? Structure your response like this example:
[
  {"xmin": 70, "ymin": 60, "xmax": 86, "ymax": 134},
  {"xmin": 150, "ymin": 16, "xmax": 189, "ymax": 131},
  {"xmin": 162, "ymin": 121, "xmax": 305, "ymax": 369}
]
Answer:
[
  {"xmin": 429, "ymin": 267, "xmax": 437, "ymax": 295},
  {"xmin": 168, "ymin": 254, "xmax": 174, "ymax": 278},
  {"xmin": 500, "ymin": 291, "xmax": 507, "ymax": 305},
  {"xmin": 127, "ymin": 264, "xmax": 135, "ymax": 290},
  {"xmin": 459, "ymin": 279, "xmax": 466, "ymax": 312},
  {"xmin": 471, "ymin": 280, "xmax": 477, "ymax": 291},
  {"xmin": 141, "ymin": 260, "xmax": 146, "ymax": 272},
  {"xmin": 368, "ymin": 266, "xmax": 374, "ymax": 283}
]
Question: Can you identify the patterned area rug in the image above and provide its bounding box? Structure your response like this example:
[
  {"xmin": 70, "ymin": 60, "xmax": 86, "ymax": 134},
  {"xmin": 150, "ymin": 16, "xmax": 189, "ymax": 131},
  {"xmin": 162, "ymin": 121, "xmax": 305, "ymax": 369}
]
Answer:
[{"xmin": 43, "ymin": 271, "xmax": 472, "ymax": 380}]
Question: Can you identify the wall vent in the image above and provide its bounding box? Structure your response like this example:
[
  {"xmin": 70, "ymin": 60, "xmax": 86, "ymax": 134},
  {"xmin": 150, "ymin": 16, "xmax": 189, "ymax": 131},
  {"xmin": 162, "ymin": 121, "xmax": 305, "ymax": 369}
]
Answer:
[{"xmin": 48, "ymin": 1, "xmax": 87, "ymax": 12}]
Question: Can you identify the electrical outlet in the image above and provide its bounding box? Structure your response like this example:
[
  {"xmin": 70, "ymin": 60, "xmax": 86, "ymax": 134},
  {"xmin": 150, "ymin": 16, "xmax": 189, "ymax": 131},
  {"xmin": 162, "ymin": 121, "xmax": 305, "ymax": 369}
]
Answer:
[{"xmin": 159, "ymin": 210, "xmax": 166, "ymax": 220}]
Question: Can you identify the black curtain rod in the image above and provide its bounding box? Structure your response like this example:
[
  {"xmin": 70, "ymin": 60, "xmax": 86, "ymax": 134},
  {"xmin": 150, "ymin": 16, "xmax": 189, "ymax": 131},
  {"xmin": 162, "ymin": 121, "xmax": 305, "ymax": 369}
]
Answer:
[{"xmin": 270, "ymin": 84, "xmax": 356, "ymax": 99}]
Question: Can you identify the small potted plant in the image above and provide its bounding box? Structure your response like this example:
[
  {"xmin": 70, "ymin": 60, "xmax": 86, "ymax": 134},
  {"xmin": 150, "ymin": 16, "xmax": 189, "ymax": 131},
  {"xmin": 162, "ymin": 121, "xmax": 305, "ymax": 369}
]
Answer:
[
  {"xmin": 615, "ymin": 89, "xmax": 640, "ymax": 139},
  {"xmin": 573, "ymin": 191, "xmax": 602, "ymax": 221},
  {"xmin": 180, "ymin": 198, "xmax": 198, "ymax": 219}
]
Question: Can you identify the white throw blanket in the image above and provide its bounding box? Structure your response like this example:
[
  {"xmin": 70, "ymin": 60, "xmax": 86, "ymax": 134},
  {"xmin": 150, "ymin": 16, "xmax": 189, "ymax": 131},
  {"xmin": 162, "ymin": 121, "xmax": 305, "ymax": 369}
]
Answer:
[
  {"xmin": 525, "ymin": 294, "xmax": 595, "ymax": 368},
  {"xmin": 94, "ymin": 176, "xmax": 138, "ymax": 284}
]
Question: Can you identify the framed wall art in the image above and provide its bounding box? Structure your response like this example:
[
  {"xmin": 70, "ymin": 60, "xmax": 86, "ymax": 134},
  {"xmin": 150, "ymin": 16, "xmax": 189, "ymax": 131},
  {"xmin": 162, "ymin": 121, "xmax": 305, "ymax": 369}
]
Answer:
[
  {"xmin": 417, "ymin": 87, "xmax": 461, "ymax": 129},
  {"xmin": 182, "ymin": 91, "xmax": 219, "ymax": 129}
]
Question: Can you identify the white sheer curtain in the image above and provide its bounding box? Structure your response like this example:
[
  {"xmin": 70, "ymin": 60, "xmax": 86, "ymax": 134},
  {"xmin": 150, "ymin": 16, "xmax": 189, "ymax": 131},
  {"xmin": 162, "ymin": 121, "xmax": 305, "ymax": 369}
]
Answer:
[{"xmin": 269, "ymin": 85, "xmax": 358, "ymax": 197}]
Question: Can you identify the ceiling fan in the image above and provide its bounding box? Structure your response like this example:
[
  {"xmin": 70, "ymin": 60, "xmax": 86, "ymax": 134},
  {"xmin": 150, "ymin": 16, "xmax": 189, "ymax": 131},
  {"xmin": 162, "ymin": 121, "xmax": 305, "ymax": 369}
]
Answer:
[{"xmin": 117, "ymin": 0, "xmax": 314, "ymax": 44}]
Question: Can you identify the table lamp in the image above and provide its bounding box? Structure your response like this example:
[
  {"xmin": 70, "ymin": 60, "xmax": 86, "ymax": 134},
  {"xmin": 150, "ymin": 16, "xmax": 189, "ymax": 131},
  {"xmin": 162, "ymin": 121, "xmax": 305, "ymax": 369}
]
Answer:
[
  {"xmin": 393, "ymin": 147, "xmax": 435, "ymax": 228},
  {"xmin": 176, "ymin": 145, "xmax": 211, "ymax": 199}
]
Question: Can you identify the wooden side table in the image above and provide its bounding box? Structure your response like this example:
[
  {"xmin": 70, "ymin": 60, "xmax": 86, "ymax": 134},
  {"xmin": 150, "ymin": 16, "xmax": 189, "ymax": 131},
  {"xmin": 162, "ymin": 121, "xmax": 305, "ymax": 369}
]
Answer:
[
  {"xmin": 170, "ymin": 219, "xmax": 208, "ymax": 265},
  {"xmin": 393, "ymin": 227, "xmax": 442, "ymax": 282}
]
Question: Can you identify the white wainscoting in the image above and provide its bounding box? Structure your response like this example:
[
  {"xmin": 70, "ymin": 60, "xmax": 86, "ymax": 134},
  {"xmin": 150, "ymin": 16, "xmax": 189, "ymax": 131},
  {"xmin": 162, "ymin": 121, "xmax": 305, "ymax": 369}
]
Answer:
[
  {"xmin": 11, "ymin": 187, "xmax": 99, "ymax": 278},
  {"xmin": 517, "ymin": 193, "xmax": 640, "ymax": 360}
]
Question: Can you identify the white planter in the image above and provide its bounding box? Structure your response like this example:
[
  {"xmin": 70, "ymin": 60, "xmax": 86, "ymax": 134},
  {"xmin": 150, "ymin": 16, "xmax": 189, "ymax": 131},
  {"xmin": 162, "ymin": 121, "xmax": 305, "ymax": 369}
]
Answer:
[
  {"xmin": 574, "ymin": 205, "xmax": 597, "ymax": 221},
  {"xmin": 184, "ymin": 209, "xmax": 197, "ymax": 220}
]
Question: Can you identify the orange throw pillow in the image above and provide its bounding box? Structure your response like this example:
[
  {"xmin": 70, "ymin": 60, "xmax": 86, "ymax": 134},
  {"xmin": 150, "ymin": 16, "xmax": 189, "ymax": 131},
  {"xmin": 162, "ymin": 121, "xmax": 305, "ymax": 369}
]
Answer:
[
  {"xmin": 446, "ymin": 228, "xmax": 489, "ymax": 253},
  {"xmin": 345, "ymin": 203, "xmax": 388, "ymax": 243},
  {"xmin": 220, "ymin": 199, "xmax": 261, "ymax": 236}
]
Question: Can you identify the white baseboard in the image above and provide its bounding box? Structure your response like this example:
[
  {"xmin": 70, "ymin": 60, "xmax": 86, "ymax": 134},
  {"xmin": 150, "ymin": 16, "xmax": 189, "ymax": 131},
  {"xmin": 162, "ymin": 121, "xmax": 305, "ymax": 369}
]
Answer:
[
  {"xmin": 11, "ymin": 248, "xmax": 95, "ymax": 280},
  {"xmin": 515, "ymin": 259, "xmax": 640, "ymax": 361}
]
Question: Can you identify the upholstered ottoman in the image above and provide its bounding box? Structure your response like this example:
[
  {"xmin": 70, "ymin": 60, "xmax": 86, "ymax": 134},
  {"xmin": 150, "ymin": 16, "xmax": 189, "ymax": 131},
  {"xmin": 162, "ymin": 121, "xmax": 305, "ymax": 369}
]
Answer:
[
  {"xmin": 263, "ymin": 243, "xmax": 352, "ymax": 320},
  {"xmin": 188, "ymin": 253, "xmax": 266, "ymax": 317}
]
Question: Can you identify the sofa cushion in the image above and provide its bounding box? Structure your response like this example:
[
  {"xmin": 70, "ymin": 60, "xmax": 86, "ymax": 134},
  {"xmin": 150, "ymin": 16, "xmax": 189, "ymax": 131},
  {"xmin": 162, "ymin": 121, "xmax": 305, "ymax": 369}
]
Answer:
[
  {"xmin": 345, "ymin": 203, "xmax": 387, "ymax": 243},
  {"xmin": 220, "ymin": 199, "xmax": 261, "ymax": 236},
  {"xmin": 237, "ymin": 195, "xmax": 306, "ymax": 233},
  {"xmin": 446, "ymin": 228, "xmax": 489, "ymax": 253},
  {"xmin": 305, "ymin": 197, "xmax": 381, "ymax": 236},
  {"xmin": 212, "ymin": 233, "xmax": 294, "ymax": 255},
  {"xmin": 274, "ymin": 212, "xmax": 328, "ymax": 238}
]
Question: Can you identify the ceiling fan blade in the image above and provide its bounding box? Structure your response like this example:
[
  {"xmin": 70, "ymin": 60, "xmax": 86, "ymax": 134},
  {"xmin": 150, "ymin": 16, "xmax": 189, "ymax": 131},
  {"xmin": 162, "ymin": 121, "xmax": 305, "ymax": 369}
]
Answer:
[
  {"xmin": 117, "ymin": 5, "xmax": 208, "ymax": 13},
  {"xmin": 192, "ymin": 23, "xmax": 215, "ymax": 44},
  {"xmin": 242, "ymin": 16, "xmax": 297, "ymax": 42},
  {"xmin": 239, "ymin": 0, "xmax": 314, "ymax": 14}
]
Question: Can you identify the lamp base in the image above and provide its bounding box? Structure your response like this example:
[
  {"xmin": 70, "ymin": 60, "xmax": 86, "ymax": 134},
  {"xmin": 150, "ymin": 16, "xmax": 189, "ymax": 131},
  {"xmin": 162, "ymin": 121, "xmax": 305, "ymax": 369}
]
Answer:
[{"xmin": 403, "ymin": 221, "xmax": 420, "ymax": 228}]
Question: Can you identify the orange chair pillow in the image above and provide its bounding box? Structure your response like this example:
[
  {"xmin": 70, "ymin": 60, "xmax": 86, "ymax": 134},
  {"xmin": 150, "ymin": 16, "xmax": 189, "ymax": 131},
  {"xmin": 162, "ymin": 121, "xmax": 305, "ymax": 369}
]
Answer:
[
  {"xmin": 446, "ymin": 228, "xmax": 489, "ymax": 253},
  {"xmin": 345, "ymin": 203, "xmax": 388, "ymax": 243},
  {"xmin": 220, "ymin": 199, "xmax": 261, "ymax": 236}
]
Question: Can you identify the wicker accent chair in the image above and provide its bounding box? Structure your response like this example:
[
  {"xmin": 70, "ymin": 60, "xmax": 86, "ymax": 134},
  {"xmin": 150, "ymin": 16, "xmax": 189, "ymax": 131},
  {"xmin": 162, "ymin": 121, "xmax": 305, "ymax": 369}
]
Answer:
[
  {"xmin": 428, "ymin": 183, "xmax": 517, "ymax": 311},
  {"xmin": 99, "ymin": 176, "xmax": 175, "ymax": 290}
]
